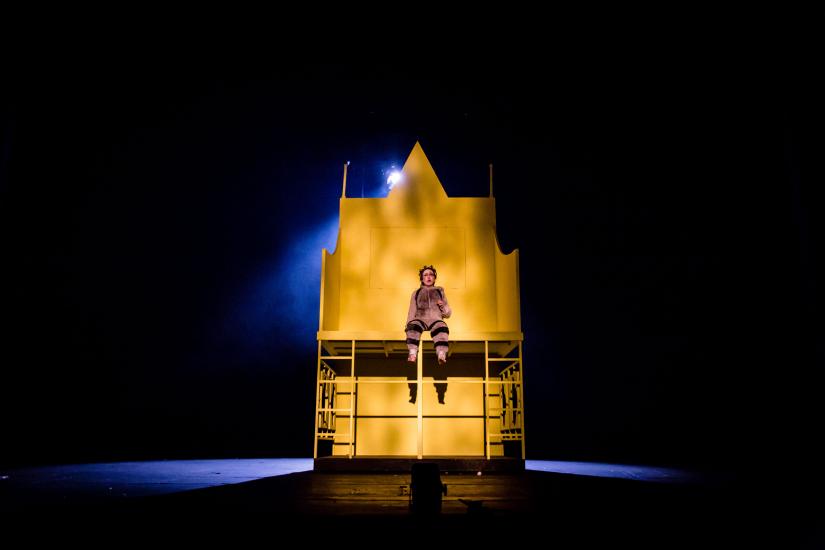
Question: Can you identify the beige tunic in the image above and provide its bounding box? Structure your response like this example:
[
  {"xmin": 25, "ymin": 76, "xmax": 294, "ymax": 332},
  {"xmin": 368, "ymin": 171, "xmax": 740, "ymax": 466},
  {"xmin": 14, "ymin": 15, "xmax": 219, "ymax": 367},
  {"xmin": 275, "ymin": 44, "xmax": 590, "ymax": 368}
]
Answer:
[{"xmin": 406, "ymin": 285, "xmax": 452, "ymax": 329}]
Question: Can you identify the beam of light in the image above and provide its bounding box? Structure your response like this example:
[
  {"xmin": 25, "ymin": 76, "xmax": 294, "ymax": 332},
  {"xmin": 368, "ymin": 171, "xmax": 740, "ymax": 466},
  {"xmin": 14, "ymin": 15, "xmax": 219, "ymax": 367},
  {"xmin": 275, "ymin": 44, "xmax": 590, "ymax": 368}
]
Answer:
[
  {"xmin": 208, "ymin": 215, "xmax": 340, "ymax": 367},
  {"xmin": 526, "ymin": 460, "xmax": 702, "ymax": 484},
  {"xmin": 386, "ymin": 169, "xmax": 403, "ymax": 189}
]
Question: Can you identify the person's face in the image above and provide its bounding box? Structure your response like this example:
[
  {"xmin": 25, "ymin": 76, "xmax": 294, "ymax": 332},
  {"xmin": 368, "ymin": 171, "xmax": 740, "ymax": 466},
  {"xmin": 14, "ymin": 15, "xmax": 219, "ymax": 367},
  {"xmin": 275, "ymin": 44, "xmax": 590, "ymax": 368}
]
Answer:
[{"xmin": 421, "ymin": 270, "xmax": 435, "ymax": 286}]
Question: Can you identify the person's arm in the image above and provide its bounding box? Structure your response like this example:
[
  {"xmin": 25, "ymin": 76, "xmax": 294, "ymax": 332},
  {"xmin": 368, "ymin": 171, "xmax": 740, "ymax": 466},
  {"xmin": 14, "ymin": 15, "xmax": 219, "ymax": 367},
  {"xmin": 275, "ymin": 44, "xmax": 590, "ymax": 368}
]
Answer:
[
  {"xmin": 438, "ymin": 289, "xmax": 452, "ymax": 318},
  {"xmin": 407, "ymin": 291, "xmax": 417, "ymax": 324}
]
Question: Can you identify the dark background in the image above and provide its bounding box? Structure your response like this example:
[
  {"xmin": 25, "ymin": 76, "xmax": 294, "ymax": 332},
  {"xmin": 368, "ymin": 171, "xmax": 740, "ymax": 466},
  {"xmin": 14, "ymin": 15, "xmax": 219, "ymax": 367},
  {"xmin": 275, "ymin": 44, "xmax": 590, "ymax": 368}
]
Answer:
[{"xmin": 3, "ymin": 44, "xmax": 822, "ymax": 479}]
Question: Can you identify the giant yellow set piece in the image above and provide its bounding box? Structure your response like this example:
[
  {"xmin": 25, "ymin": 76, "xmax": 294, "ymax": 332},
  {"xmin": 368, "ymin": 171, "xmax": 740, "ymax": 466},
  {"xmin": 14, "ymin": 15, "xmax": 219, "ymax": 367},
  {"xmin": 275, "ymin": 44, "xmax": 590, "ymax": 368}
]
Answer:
[{"xmin": 314, "ymin": 142, "xmax": 525, "ymax": 468}]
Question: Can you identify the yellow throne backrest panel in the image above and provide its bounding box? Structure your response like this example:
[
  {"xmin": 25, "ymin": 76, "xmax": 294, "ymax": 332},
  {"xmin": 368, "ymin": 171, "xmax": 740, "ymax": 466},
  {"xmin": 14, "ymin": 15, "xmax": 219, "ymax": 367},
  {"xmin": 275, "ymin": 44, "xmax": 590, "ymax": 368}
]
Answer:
[
  {"xmin": 369, "ymin": 227, "xmax": 466, "ymax": 289},
  {"xmin": 319, "ymin": 142, "xmax": 521, "ymax": 336}
]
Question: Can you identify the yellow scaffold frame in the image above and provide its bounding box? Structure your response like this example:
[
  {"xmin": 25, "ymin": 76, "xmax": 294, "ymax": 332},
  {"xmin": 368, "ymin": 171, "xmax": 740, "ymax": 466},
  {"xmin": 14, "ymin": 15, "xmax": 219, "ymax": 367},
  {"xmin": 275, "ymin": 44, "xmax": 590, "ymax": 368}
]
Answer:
[{"xmin": 313, "ymin": 337, "xmax": 525, "ymax": 460}]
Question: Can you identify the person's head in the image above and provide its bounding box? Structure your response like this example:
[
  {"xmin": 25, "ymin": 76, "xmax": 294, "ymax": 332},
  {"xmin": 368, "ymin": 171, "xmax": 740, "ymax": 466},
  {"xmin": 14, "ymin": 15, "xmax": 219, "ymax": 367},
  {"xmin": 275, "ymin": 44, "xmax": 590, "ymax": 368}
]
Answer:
[{"xmin": 419, "ymin": 265, "xmax": 437, "ymax": 286}]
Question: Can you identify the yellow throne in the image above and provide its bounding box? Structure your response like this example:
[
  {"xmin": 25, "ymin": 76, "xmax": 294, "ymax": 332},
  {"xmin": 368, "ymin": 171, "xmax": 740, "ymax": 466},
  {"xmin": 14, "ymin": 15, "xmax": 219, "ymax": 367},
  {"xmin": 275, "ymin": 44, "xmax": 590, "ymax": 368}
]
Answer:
[{"xmin": 314, "ymin": 142, "xmax": 525, "ymax": 470}]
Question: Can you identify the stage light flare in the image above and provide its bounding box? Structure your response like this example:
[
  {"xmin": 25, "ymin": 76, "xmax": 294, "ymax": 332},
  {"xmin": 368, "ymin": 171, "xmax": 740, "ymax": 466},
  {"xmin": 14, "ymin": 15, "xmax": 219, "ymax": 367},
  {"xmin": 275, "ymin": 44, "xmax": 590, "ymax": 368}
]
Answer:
[{"xmin": 386, "ymin": 170, "xmax": 403, "ymax": 189}]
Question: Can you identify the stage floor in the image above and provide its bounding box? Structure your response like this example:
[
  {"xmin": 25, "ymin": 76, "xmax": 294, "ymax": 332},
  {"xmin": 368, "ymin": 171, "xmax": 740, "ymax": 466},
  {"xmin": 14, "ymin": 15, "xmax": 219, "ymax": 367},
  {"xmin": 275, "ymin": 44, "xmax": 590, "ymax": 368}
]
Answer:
[
  {"xmin": 0, "ymin": 458, "xmax": 699, "ymax": 501},
  {"xmin": 0, "ymin": 459, "xmax": 818, "ymax": 546}
]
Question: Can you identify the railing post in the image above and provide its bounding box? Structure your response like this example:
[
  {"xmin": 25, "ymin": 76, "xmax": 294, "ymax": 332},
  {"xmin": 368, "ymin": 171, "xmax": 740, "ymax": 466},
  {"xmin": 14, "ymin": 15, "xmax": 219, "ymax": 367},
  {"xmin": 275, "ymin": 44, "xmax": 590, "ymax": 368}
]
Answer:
[
  {"xmin": 349, "ymin": 340, "xmax": 355, "ymax": 458},
  {"xmin": 313, "ymin": 340, "xmax": 322, "ymax": 459},
  {"xmin": 519, "ymin": 341, "xmax": 526, "ymax": 459},
  {"xmin": 417, "ymin": 339, "xmax": 423, "ymax": 459},
  {"xmin": 484, "ymin": 340, "xmax": 490, "ymax": 460}
]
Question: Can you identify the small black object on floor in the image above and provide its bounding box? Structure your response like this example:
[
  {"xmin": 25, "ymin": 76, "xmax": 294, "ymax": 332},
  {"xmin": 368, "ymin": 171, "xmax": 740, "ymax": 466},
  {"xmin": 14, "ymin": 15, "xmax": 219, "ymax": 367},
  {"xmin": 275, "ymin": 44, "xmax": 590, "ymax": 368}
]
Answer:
[{"xmin": 410, "ymin": 462, "xmax": 446, "ymax": 515}]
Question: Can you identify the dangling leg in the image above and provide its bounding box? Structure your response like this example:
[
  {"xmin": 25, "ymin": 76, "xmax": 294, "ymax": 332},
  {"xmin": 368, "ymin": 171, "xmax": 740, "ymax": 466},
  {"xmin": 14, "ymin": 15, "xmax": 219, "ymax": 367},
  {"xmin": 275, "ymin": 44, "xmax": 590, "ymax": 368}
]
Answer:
[
  {"xmin": 405, "ymin": 320, "xmax": 425, "ymax": 363},
  {"xmin": 430, "ymin": 320, "xmax": 450, "ymax": 365}
]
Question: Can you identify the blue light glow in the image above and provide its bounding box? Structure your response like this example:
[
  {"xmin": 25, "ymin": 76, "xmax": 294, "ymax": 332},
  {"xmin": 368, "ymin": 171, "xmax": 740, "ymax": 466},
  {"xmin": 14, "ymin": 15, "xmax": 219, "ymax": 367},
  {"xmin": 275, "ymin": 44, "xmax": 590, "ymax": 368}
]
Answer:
[
  {"xmin": 0, "ymin": 459, "xmax": 314, "ymax": 498},
  {"xmin": 525, "ymin": 460, "xmax": 701, "ymax": 483},
  {"xmin": 211, "ymin": 216, "xmax": 340, "ymax": 365}
]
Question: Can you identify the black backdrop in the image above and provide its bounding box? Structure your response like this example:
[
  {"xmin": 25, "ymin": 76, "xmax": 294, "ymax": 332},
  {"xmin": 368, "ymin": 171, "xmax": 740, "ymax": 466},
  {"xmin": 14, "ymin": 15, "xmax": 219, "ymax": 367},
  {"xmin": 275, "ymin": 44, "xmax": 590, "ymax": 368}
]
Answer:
[{"xmin": 3, "ymin": 46, "xmax": 822, "ymax": 482}]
